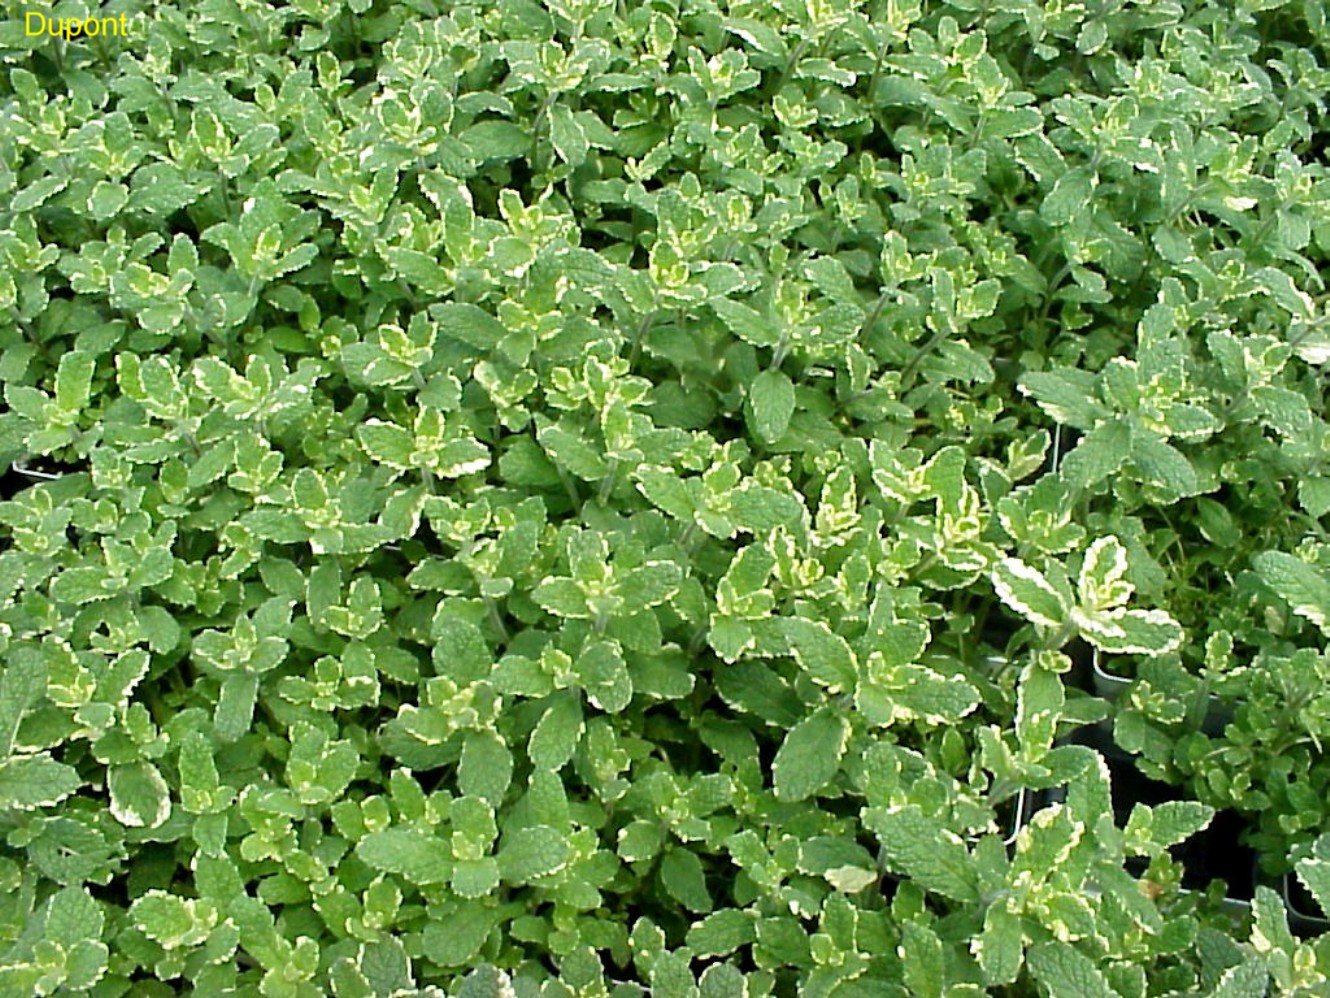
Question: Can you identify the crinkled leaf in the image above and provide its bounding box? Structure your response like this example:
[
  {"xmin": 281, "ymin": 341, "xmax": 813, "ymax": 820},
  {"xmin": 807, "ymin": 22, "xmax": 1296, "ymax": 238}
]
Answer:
[
  {"xmin": 779, "ymin": 617, "xmax": 857, "ymax": 691},
  {"xmin": 772, "ymin": 709, "xmax": 849, "ymax": 802},
  {"xmin": 0, "ymin": 753, "xmax": 81, "ymax": 810},
  {"xmin": 871, "ymin": 805, "xmax": 980, "ymax": 902},
  {"xmin": 1253, "ymin": 551, "xmax": 1330, "ymax": 636},
  {"xmin": 1027, "ymin": 941, "xmax": 1122, "ymax": 998},
  {"xmin": 356, "ymin": 827, "xmax": 451, "ymax": 886}
]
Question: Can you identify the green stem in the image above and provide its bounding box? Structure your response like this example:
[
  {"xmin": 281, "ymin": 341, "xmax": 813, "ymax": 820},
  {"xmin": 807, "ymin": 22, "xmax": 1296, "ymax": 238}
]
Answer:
[
  {"xmin": 628, "ymin": 310, "xmax": 655, "ymax": 369},
  {"xmin": 483, "ymin": 594, "xmax": 511, "ymax": 644},
  {"xmin": 899, "ymin": 325, "xmax": 947, "ymax": 386},
  {"xmin": 598, "ymin": 458, "xmax": 620, "ymax": 505}
]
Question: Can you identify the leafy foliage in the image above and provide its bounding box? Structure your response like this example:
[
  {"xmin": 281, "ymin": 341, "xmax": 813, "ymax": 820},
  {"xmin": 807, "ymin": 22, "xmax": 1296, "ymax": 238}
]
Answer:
[{"xmin": 3, "ymin": 0, "xmax": 1330, "ymax": 994}]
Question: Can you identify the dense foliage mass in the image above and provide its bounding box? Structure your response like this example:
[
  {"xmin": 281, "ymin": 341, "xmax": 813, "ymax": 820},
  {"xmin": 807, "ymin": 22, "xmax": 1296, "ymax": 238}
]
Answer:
[{"xmin": 3, "ymin": 0, "xmax": 1330, "ymax": 994}]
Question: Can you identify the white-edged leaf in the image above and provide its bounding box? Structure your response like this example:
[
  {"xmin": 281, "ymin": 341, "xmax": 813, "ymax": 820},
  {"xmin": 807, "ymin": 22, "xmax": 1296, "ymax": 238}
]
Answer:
[
  {"xmin": 1075, "ymin": 607, "xmax": 1183, "ymax": 655},
  {"xmin": 1077, "ymin": 536, "xmax": 1133, "ymax": 611},
  {"xmin": 109, "ymin": 761, "xmax": 172, "ymax": 829},
  {"xmin": 0, "ymin": 753, "xmax": 81, "ymax": 809},
  {"xmin": 991, "ymin": 558, "xmax": 1068, "ymax": 629}
]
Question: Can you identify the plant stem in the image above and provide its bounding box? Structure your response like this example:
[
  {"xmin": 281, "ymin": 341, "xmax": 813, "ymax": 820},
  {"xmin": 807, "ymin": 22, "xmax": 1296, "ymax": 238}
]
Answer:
[{"xmin": 899, "ymin": 325, "xmax": 947, "ymax": 386}]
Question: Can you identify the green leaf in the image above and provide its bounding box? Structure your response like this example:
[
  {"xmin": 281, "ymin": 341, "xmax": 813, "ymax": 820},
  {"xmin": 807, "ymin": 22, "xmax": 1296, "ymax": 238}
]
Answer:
[
  {"xmin": 497, "ymin": 825, "xmax": 570, "ymax": 883},
  {"xmin": 1295, "ymin": 857, "xmax": 1330, "ymax": 918},
  {"xmin": 357, "ymin": 939, "xmax": 412, "ymax": 996},
  {"xmin": 214, "ymin": 673, "xmax": 260, "ymax": 743},
  {"xmin": 660, "ymin": 848, "xmax": 712, "ymax": 913},
  {"xmin": 1019, "ymin": 369, "xmax": 1108, "ymax": 430},
  {"xmin": 422, "ymin": 909, "xmax": 494, "ymax": 968},
  {"xmin": 108, "ymin": 761, "xmax": 172, "ymax": 829},
  {"xmin": 991, "ymin": 558, "xmax": 1068, "ymax": 629},
  {"xmin": 1210, "ymin": 958, "xmax": 1270, "ymax": 998},
  {"xmin": 532, "ymin": 577, "xmax": 590, "ymax": 619},
  {"xmin": 1015, "ymin": 660, "xmax": 1064, "ymax": 760},
  {"xmin": 459, "ymin": 732, "xmax": 513, "ymax": 807},
  {"xmin": 0, "ymin": 649, "xmax": 46, "ymax": 758},
  {"xmin": 1124, "ymin": 801, "xmax": 1213, "ymax": 857},
  {"xmin": 528, "ymin": 693, "xmax": 583, "ymax": 771},
  {"xmin": 779, "ymin": 617, "xmax": 857, "ymax": 692},
  {"xmin": 617, "ymin": 561, "xmax": 682, "ymax": 609},
  {"xmin": 713, "ymin": 298, "xmax": 778, "ymax": 349},
  {"xmin": 88, "ymin": 181, "xmax": 129, "ymax": 220},
  {"xmin": 900, "ymin": 921, "xmax": 946, "ymax": 998},
  {"xmin": 358, "ymin": 421, "xmax": 415, "ymax": 470},
  {"xmin": 977, "ymin": 902, "xmax": 1025, "ymax": 986},
  {"xmin": 46, "ymin": 886, "xmax": 104, "ymax": 948},
  {"xmin": 1042, "ymin": 167, "xmax": 1095, "ymax": 226},
  {"xmin": 747, "ymin": 368, "xmax": 795, "ymax": 444},
  {"xmin": 1250, "ymin": 885, "xmax": 1296, "ymax": 955},
  {"xmin": 1253, "ymin": 551, "xmax": 1330, "ymax": 636},
  {"xmin": 1129, "ymin": 431, "xmax": 1198, "ymax": 499},
  {"xmin": 178, "ymin": 730, "xmax": 223, "ymax": 814},
  {"xmin": 548, "ymin": 103, "xmax": 589, "ymax": 167},
  {"xmin": 870, "ymin": 805, "xmax": 979, "ymax": 902},
  {"xmin": 687, "ymin": 909, "xmax": 757, "ymax": 958},
  {"xmin": 1298, "ymin": 477, "xmax": 1330, "ymax": 518},
  {"xmin": 1027, "ymin": 941, "xmax": 1122, "ymax": 998},
  {"xmin": 714, "ymin": 662, "xmax": 803, "ymax": 726},
  {"xmin": 452, "ymin": 857, "xmax": 500, "ymax": 899},
  {"xmin": 356, "ymin": 827, "xmax": 452, "ymax": 885},
  {"xmin": 55, "ymin": 351, "xmax": 95, "ymax": 413},
  {"xmin": 13, "ymin": 174, "xmax": 69, "ymax": 212},
  {"xmin": 772, "ymin": 709, "xmax": 849, "ymax": 802},
  {"xmin": 577, "ymin": 640, "xmax": 633, "ymax": 713},
  {"xmin": 130, "ymin": 891, "xmax": 216, "ymax": 951},
  {"xmin": 0, "ymin": 753, "xmax": 81, "ymax": 809}
]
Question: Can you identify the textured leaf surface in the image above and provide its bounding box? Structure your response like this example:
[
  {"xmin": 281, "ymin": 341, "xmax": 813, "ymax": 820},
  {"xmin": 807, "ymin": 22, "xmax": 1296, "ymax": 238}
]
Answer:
[{"xmin": 772, "ymin": 710, "xmax": 849, "ymax": 802}]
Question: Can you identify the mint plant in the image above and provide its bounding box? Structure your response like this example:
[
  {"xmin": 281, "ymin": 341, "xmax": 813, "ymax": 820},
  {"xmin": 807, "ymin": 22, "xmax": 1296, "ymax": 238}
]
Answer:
[{"xmin": 4, "ymin": 0, "xmax": 1330, "ymax": 994}]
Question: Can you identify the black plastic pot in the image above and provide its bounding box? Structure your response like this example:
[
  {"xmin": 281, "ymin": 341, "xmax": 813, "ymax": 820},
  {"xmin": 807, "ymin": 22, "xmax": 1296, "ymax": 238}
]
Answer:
[
  {"xmin": 1284, "ymin": 872, "xmax": 1330, "ymax": 936},
  {"xmin": 1111, "ymin": 758, "xmax": 1256, "ymax": 906}
]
